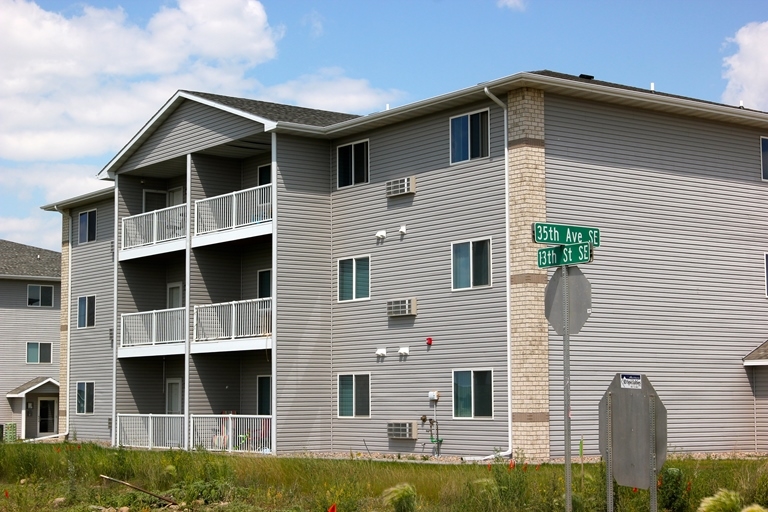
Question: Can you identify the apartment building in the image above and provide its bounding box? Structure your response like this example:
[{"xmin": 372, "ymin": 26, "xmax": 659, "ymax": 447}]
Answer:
[
  {"xmin": 0, "ymin": 240, "xmax": 61, "ymax": 441},
  {"xmin": 44, "ymin": 70, "xmax": 768, "ymax": 458}
]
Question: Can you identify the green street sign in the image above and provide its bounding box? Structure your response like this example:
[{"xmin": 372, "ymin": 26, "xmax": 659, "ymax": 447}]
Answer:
[
  {"xmin": 532, "ymin": 222, "xmax": 601, "ymax": 248},
  {"xmin": 537, "ymin": 242, "xmax": 593, "ymax": 269}
]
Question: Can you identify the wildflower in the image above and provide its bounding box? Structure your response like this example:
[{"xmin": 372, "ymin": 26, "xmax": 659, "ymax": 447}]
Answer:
[
  {"xmin": 487, "ymin": 463, "xmax": 492, "ymax": 471},
  {"xmin": 4, "ymin": 490, "xmax": 8, "ymax": 498},
  {"xmin": 522, "ymin": 463, "xmax": 528, "ymax": 472},
  {"xmin": 535, "ymin": 464, "xmax": 541, "ymax": 471},
  {"xmin": 658, "ymin": 478, "xmax": 662, "ymax": 488},
  {"xmin": 78, "ymin": 445, "xmax": 81, "ymax": 450},
  {"xmin": 686, "ymin": 481, "xmax": 692, "ymax": 493},
  {"xmin": 508, "ymin": 460, "xmax": 515, "ymax": 471},
  {"xmin": 633, "ymin": 487, "xmax": 638, "ymax": 493},
  {"xmin": 328, "ymin": 504, "xmax": 337, "ymax": 512}
]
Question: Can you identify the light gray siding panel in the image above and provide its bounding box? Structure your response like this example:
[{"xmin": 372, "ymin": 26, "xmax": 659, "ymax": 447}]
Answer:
[
  {"xmin": 189, "ymin": 353, "xmax": 240, "ymax": 414},
  {"xmin": 120, "ymin": 101, "xmax": 263, "ymax": 172},
  {"xmin": 69, "ymin": 197, "xmax": 115, "ymax": 441},
  {"xmin": 241, "ymin": 242, "xmax": 272, "ymax": 299},
  {"xmin": 243, "ymin": 155, "xmax": 272, "ymax": 189},
  {"xmin": 240, "ymin": 350, "xmax": 271, "ymax": 415},
  {"xmin": 190, "ymin": 246, "xmax": 240, "ymax": 307},
  {"xmin": 545, "ymin": 94, "xmax": 768, "ymax": 456},
  {"xmin": 275, "ymin": 135, "xmax": 333, "ymax": 452},
  {"xmin": 328, "ymin": 101, "xmax": 509, "ymax": 457}
]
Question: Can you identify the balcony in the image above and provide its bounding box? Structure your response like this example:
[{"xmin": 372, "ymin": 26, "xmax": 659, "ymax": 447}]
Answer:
[
  {"xmin": 120, "ymin": 204, "xmax": 187, "ymax": 260},
  {"xmin": 117, "ymin": 414, "xmax": 185, "ymax": 449},
  {"xmin": 193, "ymin": 185, "xmax": 272, "ymax": 248},
  {"xmin": 192, "ymin": 298, "xmax": 272, "ymax": 354},
  {"xmin": 119, "ymin": 307, "xmax": 187, "ymax": 358},
  {"xmin": 190, "ymin": 414, "xmax": 271, "ymax": 453}
]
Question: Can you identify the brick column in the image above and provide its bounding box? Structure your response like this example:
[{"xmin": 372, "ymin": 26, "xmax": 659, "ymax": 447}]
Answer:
[
  {"xmin": 507, "ymin": 88, "xmax": 550, "ymax": 459},
  {"xmin": 58, "ymin": 212, "xmax": 70, "ymax": 435}
]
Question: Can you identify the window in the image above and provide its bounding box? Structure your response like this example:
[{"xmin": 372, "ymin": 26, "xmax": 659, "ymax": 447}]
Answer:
[
  {"xmin": 258, "ymin": 164, "xmax": 272, "ymax": 186},
  {"xmin": 338, "ymin": 256, "xmax": 370, "ymax": 301},
  {"xmin": 76, "ymin": 382, "xmax": 94, "ymax": 414},
  {"xmin": 257, "ymin": 375, "xmax": 271, "ymax": 415},
  {"xmin": 338, "ymin": 374, "xmax": 370, "ymax": 417},
  {"xmin": 762, "ymin": 137, "xmax": 768, "ymax": 181},
  {"xmin": 452, "ymin": 239, "xmax": 491, "ymax": 290},
  {"xmin": 27, "ymin": 342, "xmax": 52, "ymax": 364},
  {"xmin": 453, "ymin": 370, "xmax": 493, "ymax": 418},
  {"xmin": 78, "ymin": 210, "xmax": 96, "ymax": 244},
  {"xmin": 257, "ymin": 269, "xmax": 271, "ymax": 298},
  {"xmin": 77, "ymin": 295, "xmax": 96, "ymax": 328},
  {"xmin": 28, "ymin": 284, "xmax": 54, "ymax": 307},
  {"xmin": 450, "ymin": 110, "xmax": 489, "ymax": 164},
  {"xmin": 337, "ymin": 140, "xmax": 369, "ymax": 188},
  {"xmin": 165, "ymin": 378, "xmax": 182, "ymax": 414}
]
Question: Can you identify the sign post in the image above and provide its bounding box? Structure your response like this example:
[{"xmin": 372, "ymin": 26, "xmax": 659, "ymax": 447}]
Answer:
[{"xmin": 536, "ymin": 222, "xmax": 599, "ymax": 512}]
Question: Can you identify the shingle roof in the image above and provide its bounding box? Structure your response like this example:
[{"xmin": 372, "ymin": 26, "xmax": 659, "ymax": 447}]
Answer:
[
  {"xmin": 7, "ymin": 376, "xmax": 59, "ymax": 396},
  {"xmin": 181, "ymin": 91, "xmax": 360, "ymax": 127},
  {"xmin": 744, "ymin": 340, "xmax": 768, "ymax": 362},
  {"xmin": 0, "ymin": 240, "xmax": 61, "ymax": 278}
]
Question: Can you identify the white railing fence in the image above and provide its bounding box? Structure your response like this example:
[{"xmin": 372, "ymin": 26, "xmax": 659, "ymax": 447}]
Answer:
[
  {"xmin": 122, "ymin": 204, "xmax": 186, "ymax": 249},
  {"xmin": 195, "ymin": 184, "xmax": 272, "ymax": 235},
  {"xmin": 121, "ymin": 307, "xmax": 186, "ymax": 347},
  {"xmin": 117, "ymin": 414, "xmax": 185, "ymax": 449},
  {"xmin": 194, "ymin": 298, "xmax": 271, "ymax": 342},
  {"xmin": 190, "ymin": 414, "xmax": 271, "ymax": 453}
]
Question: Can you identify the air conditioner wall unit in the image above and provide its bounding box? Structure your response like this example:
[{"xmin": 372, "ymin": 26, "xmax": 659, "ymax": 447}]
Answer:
[
  {"xmin": 387, "ymin": 421, "xmax": 418, "ymax": 440},
  {"xmin": 387, "ymin": 298, "xmax": 417, "ymax": 317},
  {"xmin": 385, "ymin": 176, "xmax": 416, "ymax": 197}
]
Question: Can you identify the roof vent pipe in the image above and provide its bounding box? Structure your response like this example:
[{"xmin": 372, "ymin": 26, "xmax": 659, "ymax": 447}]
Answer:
[{"xmin": 650, "ymin": 82, "xmax": 655, "ymax": 92}]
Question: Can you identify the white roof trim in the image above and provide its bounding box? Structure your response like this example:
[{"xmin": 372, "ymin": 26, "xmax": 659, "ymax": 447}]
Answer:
[
  {"xmin": 744, "ymin": 360, "xmax": 768, "ymax": 367},
  {"xmin": 6, "ymin": 377, "xmax": 60, "ymax": 398}
]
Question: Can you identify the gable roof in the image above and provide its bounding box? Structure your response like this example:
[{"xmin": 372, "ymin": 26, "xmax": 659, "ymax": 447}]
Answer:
[
  {"xmin": 99, "ymin": 70, "xmax": 768, "ymax": 180},
  {"xmin": 6, "ymin": 377, "xmax": 60, "ymax": 398},
  {"xmin": 744, "ymin": 340, "xmax": 768, "ymax": 366},
  {"xmin": 0, "ymin": 240, "xmax": 61, "ymax": 280}
]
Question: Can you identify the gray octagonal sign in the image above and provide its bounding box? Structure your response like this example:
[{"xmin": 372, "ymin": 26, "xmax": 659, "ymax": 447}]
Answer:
[{"xmin": 544, "ymin": 266, "xmax": 591, "ymax": 336}]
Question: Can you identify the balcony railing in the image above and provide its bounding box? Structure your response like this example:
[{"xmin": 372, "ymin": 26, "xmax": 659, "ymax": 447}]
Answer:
[
  {"xmin": 190, "ymin": 414, "xmax": 271, "ymax": 453},
  {"xmin": 122, "ymin": 204, "xmax": 187, "ymax": 250},
  {"xmin": 195, "ymin": 184, "xmax": 272, "ymax": 236},
  {"xmin": 121, "ymin": 307, "xmax": 187, "ymax": 347},
  {"xmin": 194, "ymin": 298, "xmax": 271, "ymax": 342},
  {"xmin": 117, "ymin": 414, "xmax": 185, "ymax": 449}
]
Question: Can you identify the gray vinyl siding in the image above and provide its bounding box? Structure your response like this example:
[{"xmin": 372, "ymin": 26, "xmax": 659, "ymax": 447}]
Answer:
[
  {"xmin": 544, "ymin": 93, "xmax": 768, "ymax": 456},
  {"xmin": 329, "ymin": 101, "xmax": 509, "ymax": 457},
  {"xmin": 275, "ymin": 134, "xmax": 333, "ymax": 452},
  {"xmin": 116, "ymin": 355, "xmax": 183, "ymax": 414},
  {"xmin": 69, "ymin": 197, "xmax": 115, "ymax": 441},
  {"xmin": 240, "ymin": 350, "xmax": 271, "ymax": 415},
  {"xmin": 0, "ymin": 279, "xmax": 60, "ymax": 430},
  {"xmin": 753, "ymin": 367, "xmax": 768, "ymax": 451},
  {"xmin": 120, "ymin": 100, "xmax": 263, "ymax": 172},
  {"xmin": 241, "ymin": 242, "xmax": 272, "ymax": 299},
  {"xmin": 243, "ymin": 155, "xmax": 272, "ymax": 189},
  {"xmin": 189, "ymin": 353, "xmax": 240, "ymax": 414}
]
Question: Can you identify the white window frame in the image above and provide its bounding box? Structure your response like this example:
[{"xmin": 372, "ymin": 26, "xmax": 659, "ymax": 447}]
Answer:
[
  {"xmin": 337, "ymin": 373, "xmax": 371, "ymax": 418},
  {"xmin": 26, "ymin": 342, "xmax": 52, "ymax": 364},
  {"xmin": 452, "ymin": 368, "xmax": 494, "ymax": 420},
  {"xmin": 167, "ymin": 186, "xmax": 184, "ymax": 206},
  {"xmin": 449, "ymin": 108, "xmax": 490, "ymax": 165},
  {"xmin": 451, "ymin": 238, "xmax": 492, "ymax": 291},
  {"xmin": 165, "ymin": 378, "xmax": 183, "ymax": 414},
  {"xmin": 167, "ymin": 282, "xmax": 183, "ymax": 308},
  {"xmin": 762, "ymin": 137, "xmax": 768, "ymax": 181},
  {"xmin": 764, "ymin": 253, "xmax": 768, "ymax": 297},
  {"xmin": 76, "ymin": 381, "xmax": 95, "ymax": 415},
  {"xmin": 336, "ymin": 139, "xmax": 370, "ymax": 189},
  {"xmin": 337, "ymin": 255, "xmax": 371, "ymax": 302},
  {"xmin": 37, "ymin": 397, "xmax": 58, "ymax": 436},
  {"xmin": 77, "ymin": 295, "xmax": 96, "ymax": 329},
  {"xmin": 78, "ymin": 209, "xmax": 97, "ymax": 244},
  {"xmin": 257, "ymin": 269, "xmax": 272, "ymax": 299},
  {"xmin": 27, "ymin": 284, "xmax": 54, "ymax": 308},
  {"xmin": 256, "ymin": 375, "xmax": 271, "ymax": 416}
]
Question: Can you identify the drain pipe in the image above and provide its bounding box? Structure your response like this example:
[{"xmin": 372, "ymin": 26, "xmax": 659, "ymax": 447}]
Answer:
[{"xmin": 465, "ymin": 87, "xmax": 513, "ymax": 461}]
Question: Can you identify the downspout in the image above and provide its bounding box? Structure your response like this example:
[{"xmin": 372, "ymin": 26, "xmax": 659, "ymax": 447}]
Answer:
[
  {"xmin": 185, "ymin": 154, "xmax": 192, "ymax": 450},
  {"xmin": 270, "ymin": 133, "xmax": 278, "ymax": 454},
  {"xmin": 472, "ymin": 87, "xmax": 513, "ymax": 459},
  {"xmin": 111, "ymin": 175, "xmax": 119, "ymax": 446}
]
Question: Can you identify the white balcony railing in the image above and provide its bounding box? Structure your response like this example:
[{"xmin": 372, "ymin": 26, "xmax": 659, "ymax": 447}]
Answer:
[
  {"xmin": 121, "ymin": 307, "xmax": 187, "ymax": 347},
  {"xmin": 195, "ymin": 184, "xmax": 272, "ymax": 236},
  {"xmin": 122, "ymin": 204, "xmax": 187, "ymax": 250},
  {"xmin": 190, "ymin": 414, "xmax": 271, "ymax": 453},
  {"xmin": 194, "ymin": 298, "xmax": 271, "ymax": 342},
  {"xmin": 117, "ymin": 414, "xmax": 185, "ymax": 449}
]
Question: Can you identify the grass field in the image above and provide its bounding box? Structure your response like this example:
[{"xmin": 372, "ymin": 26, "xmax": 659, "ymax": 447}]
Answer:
[{"xmin": 2, "ymin": 443, "xmax": 768, "ymax": 511}]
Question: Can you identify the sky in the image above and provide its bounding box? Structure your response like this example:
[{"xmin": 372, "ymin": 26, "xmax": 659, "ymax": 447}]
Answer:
[{"xmin": 2, "ymin": 0, "xmax": 768, "ymax": 251}]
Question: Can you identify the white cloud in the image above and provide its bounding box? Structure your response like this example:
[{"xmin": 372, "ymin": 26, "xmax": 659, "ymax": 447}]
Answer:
[
  {"xmin": 497, "ymin": 0, "xmax": 525, "ymax": 11},
  {"xmin": 302, "ymin": 10, "xmax": 324, "ymax": 38},
  {"xmin": 261, "ymin": 68, "xmax": 406, "ymax": 114},
  {"xmin": 0, "ymin": 0, "xmax": 282, "ymax": 161},
  {"xmin": 0, "ymin": 213, "xmax": 63, "ymax": 252},
  {"xmin": 0, "ymin": 163, "xmax": 108, "ymax": 204},
  {"xmin": 722, "ymin": 21, "xmax": 768, "ymax": 111}
]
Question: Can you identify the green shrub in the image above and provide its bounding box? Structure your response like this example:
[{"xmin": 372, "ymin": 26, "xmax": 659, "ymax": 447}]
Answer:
[
  {"xmin": 382, "ymin": 482, "xmax": 416, "ymax": 512},
  {"xmin": 698, "ymin": 489, "xmax": 743, "ymax": 512},
  {"xmin": 660, "ymin": 467, "xmax": 687, "ymax": 512}
]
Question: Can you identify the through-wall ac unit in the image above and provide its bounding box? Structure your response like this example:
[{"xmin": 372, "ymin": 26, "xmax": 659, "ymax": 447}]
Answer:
[
  {"xmin": 385, "ymin": 176, "xmax": 416, "ymax": 197},
  {"xmin": 387, "ymin": 298, "xmax": 417, "ymax": 317},
  {"xmin": 387, "ymin": 421, "xmax": 418, "ymax": 440}
]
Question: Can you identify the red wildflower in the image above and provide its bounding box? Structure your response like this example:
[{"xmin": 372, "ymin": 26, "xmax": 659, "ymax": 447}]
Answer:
[
  {"xmin": 686, "ymin": 481, "xmax": 692, "ymax": 493},
  {"xmin": 328, "ymin": 504, "xmax": 337, "ymax": 512},
  {"xmin": 633, "ymin": 487, "xmax": 638, "ymax": 493},
  {"xmin": 522, "ymin": 463, "xmax": 528, "ymax": 472},
  {"xmin": 4, "ymin": 490, "xmax": 8, "ymax": 499},
  {"xmin": 508, "ymin": 460, "xmax": 515, "ymax": 471},
  {"xmin": 55, "ymin": 447, "xmax": 60, "ymax": 453},
  {"xmin": 535, "ymin": 464, "xmax": 541, "ymax": 471},
  {"xmin": 78, "ymin": 445, "xmax": 81, "ymax": 450},
  {"xmin": 658, "ymin": 478, "xmax": 662, "ymax": 488},
  {"xmin": 487, "ymin": 463, "xmax": 492, "ymax": 471}
]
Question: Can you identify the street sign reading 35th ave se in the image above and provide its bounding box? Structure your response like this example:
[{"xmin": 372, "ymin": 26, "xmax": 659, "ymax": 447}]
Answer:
[{"xmin": 532, "ymin": 222, "xmax": 601, "ymax": 248}]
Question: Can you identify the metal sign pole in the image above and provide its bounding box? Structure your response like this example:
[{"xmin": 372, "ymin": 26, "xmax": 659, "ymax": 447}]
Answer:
[
  {"xmin": 607, "ymin": 392, "xmax": 614, "ymax": 512},
  {"xmin": 563, "ymin": 265, "xmax": 572, "ymax": 512},
  {"xmin": 650, "ymin": 394, "xmax": 658, "ymax": 512}
]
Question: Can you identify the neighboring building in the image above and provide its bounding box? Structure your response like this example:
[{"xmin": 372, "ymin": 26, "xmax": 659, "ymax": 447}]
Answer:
[
  {"xmin": 43, "ymin": 70, "xmax": 768, "ymax": 459},
  {"xmin": 0, "ymin": 240, "xmax": 61, "ymax": 441}
]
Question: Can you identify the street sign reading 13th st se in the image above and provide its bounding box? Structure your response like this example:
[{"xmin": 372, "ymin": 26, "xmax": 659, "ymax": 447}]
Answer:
[
  {"xmin": 537, "ymin": 242, "xmax": 593, "ymax": 269},
  {"xmin": 532, "ymin": 222, "xmax": 601, "ymax": 248}
]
